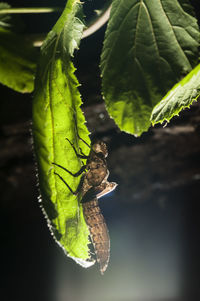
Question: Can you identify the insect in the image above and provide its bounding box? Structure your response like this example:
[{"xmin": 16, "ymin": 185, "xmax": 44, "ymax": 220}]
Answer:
[{"xmin": 53, "ymin": 137, "xmax": 117, "ymax": 274}]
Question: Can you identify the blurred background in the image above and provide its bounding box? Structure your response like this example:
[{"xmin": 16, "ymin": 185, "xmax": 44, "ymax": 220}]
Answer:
[{"xmin": 0, "ymin": 1, "xmax": 200, "ymax": 300}]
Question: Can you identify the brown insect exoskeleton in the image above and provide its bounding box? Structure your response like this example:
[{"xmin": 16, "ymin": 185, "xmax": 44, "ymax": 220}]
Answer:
[{"xmin": 53, "ymin": 137, "xmax": 117, "ymax": 274}]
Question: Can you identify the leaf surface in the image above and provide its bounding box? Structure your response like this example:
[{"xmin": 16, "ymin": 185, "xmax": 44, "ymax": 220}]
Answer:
[
  {"xmin": 32, "ymin": 0, "xmax": 92, "ymax": 267},
  {"xmin": 101, "ymin": 0, "xmax": 200, "ymax": 136},
  {"xmin": 151, "ymin": 63, "xmax": 200, "ymax": 125},
  {"xmin": 0, "ymin": 3, "xmax": 37, "ymax": 93}
]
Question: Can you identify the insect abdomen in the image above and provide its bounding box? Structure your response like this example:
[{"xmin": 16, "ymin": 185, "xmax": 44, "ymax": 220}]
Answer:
[{"xmin": 82, "ymin": 199, "xmax": 110, "ymax": 274}]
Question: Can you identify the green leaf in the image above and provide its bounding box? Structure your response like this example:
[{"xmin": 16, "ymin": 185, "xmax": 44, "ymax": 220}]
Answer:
[
  {"xmin": 101, "ymin": 0, "xmax": 200, "ymax": 136},
  {"xmin": 32, "ymin": 0, "xmax": 93, "ymax": 267},
  {"xmin": 0, "ymin": 2, "xmax": 11, "ymax": 28},
  {"xmin": 0, "ymin": 4, "xmax": 37, "ymax": 93},
  {"xmin": 0, "ymin": 28, "xmax": 37, "ymax": 93},
  {"xmin": 151, "ymin": 63, "xmax": 200, "ymax": 125}
]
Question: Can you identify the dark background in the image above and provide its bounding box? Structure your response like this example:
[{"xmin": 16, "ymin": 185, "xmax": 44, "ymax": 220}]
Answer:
[{"xmin": 0, "ymin": 1, "xmax": 200, "ymax": 301}]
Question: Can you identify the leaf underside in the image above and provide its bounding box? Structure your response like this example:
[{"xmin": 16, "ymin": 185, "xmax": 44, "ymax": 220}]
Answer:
[
  {"xmin": 101, "ymin": 0, "xmax": 200, "ymax": 136},
  {"xmin": 151, "ymin": 63, "xmax": 200, "ymax": 125},
  {"xmin": 32, "ymin": 0, "xmax": 93, "ymax": 267}
]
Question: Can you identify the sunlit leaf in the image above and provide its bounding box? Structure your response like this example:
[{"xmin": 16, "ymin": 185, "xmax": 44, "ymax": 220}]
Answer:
[
  {"xmin": 151, "ymin": 63, "xmax": 200, "ymax": 125},
  {"xmin": 101, "ymin": 0, "xmax": 200, "ymax": 136},
  {"xmin": 32, "ymin": 0, "xmax": 93, "ymax": 267}
]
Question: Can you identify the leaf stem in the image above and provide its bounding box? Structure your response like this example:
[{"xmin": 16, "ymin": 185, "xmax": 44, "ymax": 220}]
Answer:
[
  {"xmin": 31, "ymin": 4, "xmax": 112, "ymax": 47},
  {"xmin": 82, "ymin": 5, "xmax": 111, "ymax": 39},
  {"xmin": 0, "ymin": 7, "xmax": 62, "ymax": 14}
]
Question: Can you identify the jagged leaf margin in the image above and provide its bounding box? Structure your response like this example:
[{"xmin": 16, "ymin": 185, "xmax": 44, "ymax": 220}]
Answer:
[
  {"xmin": 151, "ymin": 63, "xmax": 200, "ymax": 125},
  {"xmin": 32, "ymin": 0, "xmax": 93, "ymax": 268},
  {"xmin": 100, "ymin": 0, "xmax": 200, "ymax": 136}
]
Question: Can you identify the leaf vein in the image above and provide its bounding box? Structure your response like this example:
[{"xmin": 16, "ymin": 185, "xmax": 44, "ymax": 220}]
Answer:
[{"xmin": 159, "ymin": 0, "xmax": 191, "ymax": 68}]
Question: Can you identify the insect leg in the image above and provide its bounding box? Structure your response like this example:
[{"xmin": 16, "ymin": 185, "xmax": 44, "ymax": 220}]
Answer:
[
  {"xmin": 54, "ymin": 172, "xmax": 78, "ymax": 195},
  {"xmin": 52, "ymin": 162, "xmax": 86, "ymax": 177},
  {"xmin": 66, "ymin": 137, "xmax": 88, "ymax": 159},
  {"xmin": 79, "ymin": 147, "xmax": 87, "ymax": 157},
  {"xmin": 77, "ymin": 134, "xmax": 92, "ymax": 150}
]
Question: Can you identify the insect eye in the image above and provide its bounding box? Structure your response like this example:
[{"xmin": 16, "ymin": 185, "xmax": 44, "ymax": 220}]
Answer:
[{"xmin": 97, "ymin": 152, "xmax": 104, "ymax": 159}]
